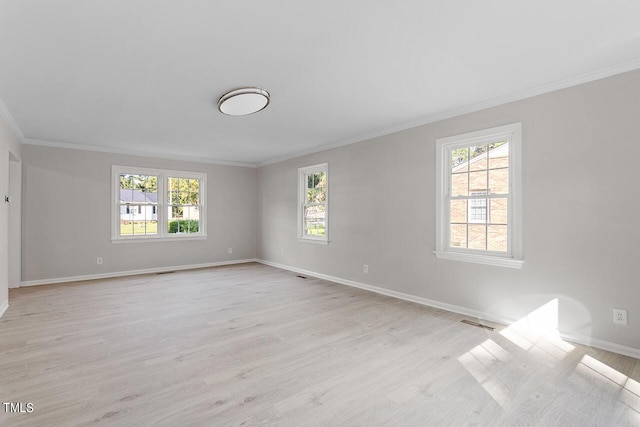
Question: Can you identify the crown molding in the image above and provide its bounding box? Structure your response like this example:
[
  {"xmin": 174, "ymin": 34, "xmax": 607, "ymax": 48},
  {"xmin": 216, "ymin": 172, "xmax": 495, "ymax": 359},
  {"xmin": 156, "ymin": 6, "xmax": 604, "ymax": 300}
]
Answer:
[
  {"xmin": 10, "ymin": 57, "xmax": 640, "ymax": 169},
  {"xmin": 0, "ymin": 97, "xmax": 24, "ymax": 141},
  {"xmin": 22, "ymin": 138, "xmax": 257, "ymax": 168},
  {"xmin": 257, "ymin": 57, "xmax": 640, "ymax": 167}
]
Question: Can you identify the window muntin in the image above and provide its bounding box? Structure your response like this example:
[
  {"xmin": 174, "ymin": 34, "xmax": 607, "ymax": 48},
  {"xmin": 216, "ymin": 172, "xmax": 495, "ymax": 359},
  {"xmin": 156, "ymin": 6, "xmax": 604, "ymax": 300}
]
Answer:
[
  {"xmin": 435, "ymin": 123, "xmax": 522, "ymax": 268},
  {"xmin": 298, "ymin": 163, "xmax": 328, "ymax": 243},
  {"xmin": 112, "ymin": 166, "xmax": 206, "ymax": 241}
]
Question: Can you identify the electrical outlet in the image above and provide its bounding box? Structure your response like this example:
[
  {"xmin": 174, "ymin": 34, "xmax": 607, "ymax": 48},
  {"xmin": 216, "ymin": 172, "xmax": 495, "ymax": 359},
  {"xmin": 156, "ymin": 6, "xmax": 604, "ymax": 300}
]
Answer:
[
  {"xmin": 281, "ymin": 248, "xmax": 285, "ymax": 255},
  {"xmin": 363, "ymin": 264, "xmax": 368, "ymax": 273},
  {"xmin": 228, "ymin": 248, "xmax": 233, "ymax": 254},
  {"xmin": 613, "ymin": 308, "xmax": 627, "ymax": 325},
  {"xmin": 97, "ymin": 257, "xmax": 103, "ymax": 265}
]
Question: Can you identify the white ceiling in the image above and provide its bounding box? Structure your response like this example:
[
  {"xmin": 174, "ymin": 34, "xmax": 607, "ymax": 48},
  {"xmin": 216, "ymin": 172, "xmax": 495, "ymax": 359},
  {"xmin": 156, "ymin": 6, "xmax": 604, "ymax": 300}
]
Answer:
[{"xmin": 1, "ymin": 1, "xmax": 640, "ymax": 166}]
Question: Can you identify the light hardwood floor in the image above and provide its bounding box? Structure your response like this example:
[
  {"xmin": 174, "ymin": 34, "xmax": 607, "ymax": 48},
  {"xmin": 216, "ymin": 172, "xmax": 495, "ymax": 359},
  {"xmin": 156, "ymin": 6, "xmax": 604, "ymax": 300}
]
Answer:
[{"xmin": 1, "ymin": 262, "xmax": 639, "ymax": 426}]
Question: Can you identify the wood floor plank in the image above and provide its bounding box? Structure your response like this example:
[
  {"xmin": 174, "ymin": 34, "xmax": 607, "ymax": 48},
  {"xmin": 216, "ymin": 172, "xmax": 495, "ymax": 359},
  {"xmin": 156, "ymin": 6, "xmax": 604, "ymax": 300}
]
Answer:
[{"xmin": 1, "ymin": 262, "xmax": 638, "ymax": 426}]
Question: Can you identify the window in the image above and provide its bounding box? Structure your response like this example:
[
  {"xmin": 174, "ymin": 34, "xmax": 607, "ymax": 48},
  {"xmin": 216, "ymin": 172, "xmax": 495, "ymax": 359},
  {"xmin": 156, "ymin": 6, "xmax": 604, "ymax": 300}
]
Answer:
[
  {"xmin": 435, "ymin": 123, "xmax": 522, "ymax": 268},
  {"xmin": 112, "ymin": 166, "xmax": 206, "ymax": 241},
  {"xmin": 298, "ymin": 163, "xmax": 328, "ymax": 244}
]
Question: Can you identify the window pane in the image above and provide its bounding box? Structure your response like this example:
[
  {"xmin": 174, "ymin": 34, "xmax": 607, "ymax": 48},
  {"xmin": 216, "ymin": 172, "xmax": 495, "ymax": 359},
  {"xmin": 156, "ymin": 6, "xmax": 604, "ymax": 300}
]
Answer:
[
  {"xmin": 120, "ymin": 174, "xmax": 157, "ymax": 206},
  {"xmin": 306, "ymin": 172, "xmax": 326, "ymax": 203},
  {"xmin": 489, "ymin": 168, "xmax": 509, "ymax": 194},
  {"xmin": 142, "ymin": 202, "xmax": 157, "ymax": 235},
  {"xmin": 167, "ymin": 206, "xmax": 199, "ymax": 234},
  {"xmin": 178, "ymin": 177, "xmax": 189, "ymax": 194},
  {"xmin": 132, "ymin": 220, "xmax": 157, "ymax": 236},
  {"xmin": 451, "ymin": 173, "xmax": 468, "ymax": 196},
  {"xmin": 169, "ymin": 191, "xmax": 179, "ymax": 205},
  {"xmin": 450, "ymin": 224, "xmax": 467, "ymax": 248},
  {"xmin": 122, "ymin": 174, "xmax": 157, "ymax": 197},
  {"xmin": 168, "ymin": 177, "xmax": 179, "ymax": 194},
  {"xmin": 468, "ymin": 197, "xmax": 487, "ymax": 223},
  {"xmin": 304, "ymin": 204, "xmax": 325, "ymax": 236},
  {"xmin": 469, "ymin": 146, "xmax": 488, "ymax": 171},
  {"xmin": 489, "ymin": 198, "xmax": 508, "ymax": 225},
  {"xmin": 188, "ymin": 190, "xmax": 199, "ymax": 205},
  {"xmin": 488, "ymin": 225, "xmax": 508, "ymax": 252},
  {"xmin": 304, "ymin": 218, "xmax": 325, "ymax": 237},
  {"xmin": 167, "ymin": 177, "xmax": 200, "ymax": 234},
  {"xmin": 185, "ymin": 206, "xmax": 193, "ymax": 225},
  {"xmin": 184, "ymin": 206, "xmax": 199, "ymax": 233},
  {"xmin": 120, "ymin": 174, "xmax": 133, "ymax": 189},
  {"xmin": 167, "ymin": 177, "xmax": 200, "ymax": 206},
  {"xmin": 468, "ymin": 224, "xmax": 487, "ymax": 250},
  {"xmin": 119, "ymin": 188, "xmax": 134, "ymax": 204},
  {"xmin": 450, "ymin": 200, "xmax": 467, "ymax": 223},
  {"xmin": 488, "ymin": 141, "xmax": 509, "ymax": 169},
  {"xmin": 168, "ymin": 206, "xmax": 182, "ymax": 221},
  {"xmin": 469, "ymin": 171, "xmax": 487, "ymax": 192},
  {"xmin": 132, "ymin": 174, "xmax": 144, "ymax": 189},
  {"xmin": 119, "ymin": 204, "xmax": 157, "ymax": 236},
  {"xmin": 120, "ymin": 206, "xmax": 134, "ymax": 235},
  {"xmin": 451, "ymin": 147, "xmax": 469, "ymax": 172}
]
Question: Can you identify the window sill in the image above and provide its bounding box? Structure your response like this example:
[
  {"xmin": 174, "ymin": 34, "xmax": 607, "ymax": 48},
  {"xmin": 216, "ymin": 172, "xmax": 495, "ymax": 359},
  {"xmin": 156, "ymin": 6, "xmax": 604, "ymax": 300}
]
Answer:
[
  {"xmin": 297, "ymin": 237, "xmax": 329, "ymax": 245},
  {"xmin": 434, "ymin": 250, "xmax": 523, "ymax": 269},
  {"xmin": 112, "ymin": 235, "xmax": 207, "ymax": 244}
]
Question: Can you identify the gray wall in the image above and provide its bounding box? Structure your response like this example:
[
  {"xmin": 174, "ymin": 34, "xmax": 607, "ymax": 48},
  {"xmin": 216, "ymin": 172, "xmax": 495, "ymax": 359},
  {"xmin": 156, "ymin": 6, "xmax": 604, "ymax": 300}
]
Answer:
[
  {"xmin": 0, "ymin": 113, "xmax": 22, "ymax": 311},
  {"xmin": 22, "ymin": 145, "xmax": 256, "ymax": 281},
  {"xmin": 257, "ymin": 69, "xmax": 640, "ymax": 351}
]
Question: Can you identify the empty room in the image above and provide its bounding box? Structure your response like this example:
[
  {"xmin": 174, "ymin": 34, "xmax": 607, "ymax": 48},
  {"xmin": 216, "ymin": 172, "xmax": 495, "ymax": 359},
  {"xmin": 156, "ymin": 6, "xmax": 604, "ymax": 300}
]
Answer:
[{"xmin": 1, "ymin": 1, "xmax": 639, "ymax": 426}]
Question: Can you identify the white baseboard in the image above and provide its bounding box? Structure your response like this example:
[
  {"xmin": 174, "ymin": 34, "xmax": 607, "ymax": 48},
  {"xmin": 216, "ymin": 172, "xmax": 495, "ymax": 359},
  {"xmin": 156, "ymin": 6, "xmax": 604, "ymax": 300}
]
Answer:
[
  {"xmin": 559, "ymin": 332, "xmax": 640, "ymax": 360},
  {"xmin": 257, "ymin": 259, "xmax": 640, "ymax": 360},
  {"xmin": 0, "ymin": 299, "xmax": 8, "ymax": 318},
  {"xmin": 20, "ymin": 259, "xmax": 258, "ymax": 287}
]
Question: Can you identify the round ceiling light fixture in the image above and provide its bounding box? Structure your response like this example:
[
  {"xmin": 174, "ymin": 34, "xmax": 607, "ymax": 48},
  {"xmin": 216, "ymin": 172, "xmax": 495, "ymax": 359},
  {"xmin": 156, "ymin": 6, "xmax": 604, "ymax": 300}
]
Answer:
[{"xmin": 217, "ymin": 87, "xmax": 270, "ymax": 116}]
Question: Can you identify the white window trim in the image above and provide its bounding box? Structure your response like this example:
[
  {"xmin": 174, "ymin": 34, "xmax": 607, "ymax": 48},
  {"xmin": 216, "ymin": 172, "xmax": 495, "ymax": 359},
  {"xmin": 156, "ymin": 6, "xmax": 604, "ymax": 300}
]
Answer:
[
  {"xmin": 111, "ymin": 165, "xmax": 207, "ymax": 242},
  {"xmin": 297, "ymin": 163, "xmax": 329, "ymax": 245},
  {"xmin": 434, "ymin": 123, "xmax": 523, "ymax": 268}
]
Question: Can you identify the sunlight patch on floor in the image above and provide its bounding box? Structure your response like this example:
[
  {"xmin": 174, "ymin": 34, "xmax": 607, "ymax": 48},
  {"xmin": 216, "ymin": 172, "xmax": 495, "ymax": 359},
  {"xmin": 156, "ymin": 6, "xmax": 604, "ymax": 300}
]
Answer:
[
  {"xmin": 458, "ymin": 299, "xmax": 581, "ymax": 409},
  {"xmin": 457, "ymin": 339, "xmax": 511, "ymax": 408},
  {"xmin": 498, "ymin": 298, "xmax": 575, "ymax": 361},
  {"xmin": 581, "ymin": 355, "xmax": 627, "ymax": 386},
  {"xmin": 577, "ymin": 354, "xmax": 640, "ymax": 414}
]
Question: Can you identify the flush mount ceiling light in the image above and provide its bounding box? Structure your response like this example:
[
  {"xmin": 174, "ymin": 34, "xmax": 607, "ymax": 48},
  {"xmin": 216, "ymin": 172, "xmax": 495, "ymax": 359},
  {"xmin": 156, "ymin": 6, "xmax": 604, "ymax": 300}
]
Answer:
[{"xmin": 217, "ymin": 87, "xmax": 270, "ymax": 116}]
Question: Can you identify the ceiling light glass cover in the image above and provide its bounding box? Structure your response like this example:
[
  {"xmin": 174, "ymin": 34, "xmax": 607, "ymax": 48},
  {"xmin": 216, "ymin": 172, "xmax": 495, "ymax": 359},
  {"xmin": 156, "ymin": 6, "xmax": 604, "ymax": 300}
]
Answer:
[{"xmin": 218, "ymin": 87, "xmax": 270, "ymax": 116}]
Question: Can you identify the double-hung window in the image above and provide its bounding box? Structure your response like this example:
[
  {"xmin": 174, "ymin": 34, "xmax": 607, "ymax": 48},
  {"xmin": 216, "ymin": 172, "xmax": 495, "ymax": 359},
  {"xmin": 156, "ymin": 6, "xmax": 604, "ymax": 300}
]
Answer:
[
  {"xmin": 435, "ymin": 123, "xmax": 522, "ymax": 268},
  {"xmin": 298, "ymin": 163, "xmax": 328, "ymax": 244},
  {"xmin": 112, "ymin": 166, "xmax": 206, "ymax": 241}
]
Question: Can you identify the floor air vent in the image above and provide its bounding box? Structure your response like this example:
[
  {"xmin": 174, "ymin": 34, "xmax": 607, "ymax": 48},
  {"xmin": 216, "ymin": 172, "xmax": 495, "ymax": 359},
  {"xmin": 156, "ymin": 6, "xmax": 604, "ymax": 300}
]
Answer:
[{"xmin": 460, "ymin": 319, "xmax": 495, "ymax": 331}]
